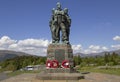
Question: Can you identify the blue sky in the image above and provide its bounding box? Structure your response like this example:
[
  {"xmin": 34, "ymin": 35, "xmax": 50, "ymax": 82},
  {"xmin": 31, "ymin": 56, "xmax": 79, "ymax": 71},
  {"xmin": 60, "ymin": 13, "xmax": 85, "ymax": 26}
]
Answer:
[{"xmin": 0, "ymin": 0, "xmax": 120, "ymax": 55}]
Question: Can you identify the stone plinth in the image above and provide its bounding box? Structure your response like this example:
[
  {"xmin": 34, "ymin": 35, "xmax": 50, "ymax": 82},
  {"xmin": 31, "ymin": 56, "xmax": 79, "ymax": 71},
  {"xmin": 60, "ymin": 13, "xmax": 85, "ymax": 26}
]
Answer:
[
  {"xmin": 45, "ymin": 68, "xmax": 78, "ymax": 73},
  {"xmin": 47, "ymin": 44, "xmax": 74, "ymax": 67},
  {"xmin": 36, "ymin": 72, "xmax": 84, "ymax": 80},
  {"xmin": 36, "ymin": 43, "xmax": 84, "ymax": 80}
]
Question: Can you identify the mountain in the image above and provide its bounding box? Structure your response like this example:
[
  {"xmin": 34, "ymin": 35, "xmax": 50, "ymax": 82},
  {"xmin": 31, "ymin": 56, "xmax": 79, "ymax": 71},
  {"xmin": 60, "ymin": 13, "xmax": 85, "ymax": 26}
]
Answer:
[
  {"xmin": 74, "ymin": 49, "xmax": 120, "ymax": 57},
  {"xmin": 1, "ymin": 49, "xmax": 120, "ymax": 61},
  {"xmin": 110, "ymin": 49, "xmax": 120, "ymax": 54},
  {"xmin": 0, "ymin": 50, "xmax": 33, "ymax": 61}
]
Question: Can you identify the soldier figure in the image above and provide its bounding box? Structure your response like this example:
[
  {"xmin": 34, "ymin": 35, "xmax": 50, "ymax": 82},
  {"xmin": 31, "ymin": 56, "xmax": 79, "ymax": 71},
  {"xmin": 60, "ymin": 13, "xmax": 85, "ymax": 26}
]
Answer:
[{"xmin": 49, "ymin": 2, "xmax": 71, "ymax": 44}]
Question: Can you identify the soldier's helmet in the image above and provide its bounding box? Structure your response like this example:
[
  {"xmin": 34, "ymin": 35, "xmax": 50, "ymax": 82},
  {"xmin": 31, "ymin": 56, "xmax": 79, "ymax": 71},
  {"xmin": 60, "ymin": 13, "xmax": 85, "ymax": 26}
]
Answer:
[
  {"xmin": 52, "ymin": 8, "xmax": 55, "ymax": 14},
  {"xmin": 64, "ymin": 8, "xmax": 68, "ymax": 14},
  {"xmin": 56, "ymin": 2, "xmax": 61, "ymax": 9}
]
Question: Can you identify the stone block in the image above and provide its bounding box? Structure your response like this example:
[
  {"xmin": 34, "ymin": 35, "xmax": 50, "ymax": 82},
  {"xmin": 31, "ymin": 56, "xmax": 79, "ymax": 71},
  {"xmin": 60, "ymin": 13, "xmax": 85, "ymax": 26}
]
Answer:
[{"xmin": 47, "ymin": 44, "xmax": 74, "ymax": 67}]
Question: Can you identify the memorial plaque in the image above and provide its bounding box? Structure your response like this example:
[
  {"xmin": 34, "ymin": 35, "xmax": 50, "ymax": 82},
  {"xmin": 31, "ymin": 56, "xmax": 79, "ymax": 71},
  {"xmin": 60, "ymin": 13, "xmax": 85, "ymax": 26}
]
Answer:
[{"xmin": 55, "ymin": 49, "xmax": 65, "ymax": 63}]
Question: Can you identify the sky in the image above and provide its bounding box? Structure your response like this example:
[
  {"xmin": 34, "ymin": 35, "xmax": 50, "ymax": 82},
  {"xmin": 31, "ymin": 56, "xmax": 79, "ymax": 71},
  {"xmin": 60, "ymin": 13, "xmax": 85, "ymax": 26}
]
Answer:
[{"xmin": 0, "ymin": 0, "xmax": 120, "ymax": 56}]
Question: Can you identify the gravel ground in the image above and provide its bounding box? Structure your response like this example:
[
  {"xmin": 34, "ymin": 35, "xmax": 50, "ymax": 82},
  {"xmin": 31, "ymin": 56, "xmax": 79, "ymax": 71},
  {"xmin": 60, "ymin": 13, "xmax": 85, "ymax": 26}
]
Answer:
[
  {"xmin": 0, "ymin": 73, "xmax": 9, "ymax": 81},
  {"xmin": 1, "ymin": 72, "xmax": 120, "ymax": 82},
  {"xmin": 81, "ymin": 73, "xmax": 120, "ymax": 82}
]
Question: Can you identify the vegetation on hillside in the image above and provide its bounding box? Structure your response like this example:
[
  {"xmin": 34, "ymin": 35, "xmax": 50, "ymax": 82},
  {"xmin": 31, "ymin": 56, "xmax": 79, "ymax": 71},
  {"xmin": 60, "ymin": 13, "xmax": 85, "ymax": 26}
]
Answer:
[
  {"xmin": 74, "ymin": 52, "xmax": 120, "ymax": 76},
  {"xmin": 0, "ymin": 56, "xmax": 46, "ymax": 71},
  {"xmin": 0, "ymin": 52, "xmax": 120, "ymax": 74},
  {"xmin": 74, "ymin": 52, "xmax": 120, "ymax": 67}
]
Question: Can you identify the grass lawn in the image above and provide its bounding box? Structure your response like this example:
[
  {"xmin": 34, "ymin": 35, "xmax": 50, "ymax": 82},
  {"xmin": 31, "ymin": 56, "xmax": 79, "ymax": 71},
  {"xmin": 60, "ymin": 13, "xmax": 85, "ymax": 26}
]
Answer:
[{"xmin": 79, "ymin": 66, "xmax": 120, "ymax": 76}]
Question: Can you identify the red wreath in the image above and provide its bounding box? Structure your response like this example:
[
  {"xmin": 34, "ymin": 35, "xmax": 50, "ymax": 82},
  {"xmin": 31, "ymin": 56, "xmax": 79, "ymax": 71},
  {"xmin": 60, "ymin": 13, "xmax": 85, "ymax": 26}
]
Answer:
[
  {"xmin": 46, "ymin": 60, "xmax": 53, "ymax": 68},
  {"xmin": 61, "ymin": 60, "xmax": 70, "ymax": 68},
  {"xmin": 51, "ymin": 60, "xmax": 59, "ymax": 68}
]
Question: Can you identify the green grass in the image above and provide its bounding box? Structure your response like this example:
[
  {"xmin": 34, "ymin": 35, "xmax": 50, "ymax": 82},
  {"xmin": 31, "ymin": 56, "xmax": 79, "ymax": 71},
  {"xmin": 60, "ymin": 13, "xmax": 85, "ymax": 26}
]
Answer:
[
  {"xmin": 79, "ymin": 66, "xmax": 120, "ymax": 76},
  {"xmin": 7, "ymin": 70, "xmax": 41, "ymax": 77}
]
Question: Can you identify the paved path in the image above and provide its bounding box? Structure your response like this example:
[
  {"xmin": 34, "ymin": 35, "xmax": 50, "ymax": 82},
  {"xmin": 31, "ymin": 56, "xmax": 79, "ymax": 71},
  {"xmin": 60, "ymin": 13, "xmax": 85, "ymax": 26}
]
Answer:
[
  {"xmin": 0, "ymin": 73, "xmax": 9, "ymax": 81},
  {"xmin": 1, "ymin": 73, "xmax": 120, "ymax": 82},
  {"xmin": 81, "ymin": 73, "xmax": 120, "ymax": 82},
  {"xmin": 0, "ymin": 73, "xmax": 36, "ymax": 82}
]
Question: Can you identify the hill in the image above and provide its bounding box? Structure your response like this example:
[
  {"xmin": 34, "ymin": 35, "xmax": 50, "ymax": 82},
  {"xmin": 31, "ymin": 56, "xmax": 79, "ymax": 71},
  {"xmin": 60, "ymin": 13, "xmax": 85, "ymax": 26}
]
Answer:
[
  {"xmin": 0, "ymin": 49, "xmax": 120, "ymax": 61},
  {"xmin": 75, "ymin": 49, "xmax": 120, "ymax": 57},
  {"xmin": 0, "ymin": 50, "xmax": 33, "ymax": 61}
]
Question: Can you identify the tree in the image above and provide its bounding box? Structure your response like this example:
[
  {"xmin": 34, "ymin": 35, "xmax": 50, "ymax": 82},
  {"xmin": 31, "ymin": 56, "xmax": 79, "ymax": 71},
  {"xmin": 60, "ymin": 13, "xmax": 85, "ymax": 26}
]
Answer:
[
  {"xmin": 74, "ymin": 55, "xmax": 82, "ymax": 66},
  {"xmin": 104, "ymin": 53, "xmax": 110, "ymax": 63},
  {"xmin": 111, "ymin": 52, "xmax": 119, "ymax": 65}
]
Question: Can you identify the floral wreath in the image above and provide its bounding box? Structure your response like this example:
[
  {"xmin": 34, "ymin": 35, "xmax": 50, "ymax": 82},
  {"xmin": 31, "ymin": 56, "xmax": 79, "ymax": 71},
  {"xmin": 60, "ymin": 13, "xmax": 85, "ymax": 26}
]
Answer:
[
  {"xmin": 46, "ymin": 60, "xmax": 59, "ymax": 68},
  {"xmin": 46, "ymin": 60, "xmax": 53, "ymax": 68},
  {"xmin": 51, "ymin": 60, "xmax": 59, "ymax": 68},
  {"xmin": 61, "ymin": 60, "xmax": 70, "ymax": 68}
]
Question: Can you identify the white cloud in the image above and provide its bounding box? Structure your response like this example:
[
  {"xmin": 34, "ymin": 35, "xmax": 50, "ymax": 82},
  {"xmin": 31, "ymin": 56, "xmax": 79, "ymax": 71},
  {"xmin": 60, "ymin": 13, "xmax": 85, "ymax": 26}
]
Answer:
[
  {"xmin": 72, "ymin": 44, "xmax": 82, "ymax": 53},
  {"xmin": 72, "ymin": 44, "xmax": 109, "ymax": 54},
  {"xmin": 18, "ymin": 39, "xmax": 49, "ymax": 48},
  {"xmin": 112, "ymin": 36, "xmax": 120, "ymax": 50},
  {"xmin": 102, "ymin": 46, "xmax": 108, "ymax": 50},
  {"xmin": 16, "ymin": 39, "xmax": 50, "ymax": 56},
  {"xmin": 0, "ymin": 36, "xmax": 112, "ymax": 56},
  {"xmin": 89, "ymin": 45, "xmax": 100, "ymax": 50},
  {"xmin": 0, "ymin": 36, "xmax": 50, "ymax": 56},
  {"xmin": 0, "ymin": 36, "xmax": 17, "ymax": 50},
  {"xmin": 113, "ymin": 36, "xmax": 120, "ymax": 41},
  {"xmin": 0, "ymin": 36, "xmax": 16, "ymax": 45},
  {"xmin": 82, "ymin": 45, "xmax": 108, "ymax": 54},
  {"xmin": 9, "ymin": 44, "xmax": 18, "ymax": 49},
  {"xmin": 111, "ymin": 45, "xmax": 120, "ymax": 49}
]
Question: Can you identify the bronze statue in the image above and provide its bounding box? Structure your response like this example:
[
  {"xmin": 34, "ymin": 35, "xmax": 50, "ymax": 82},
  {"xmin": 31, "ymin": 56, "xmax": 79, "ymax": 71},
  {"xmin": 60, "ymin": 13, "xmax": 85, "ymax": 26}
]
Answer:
[{"xmin": 49, "ymin": 2, "xmax": 71, "ymax": 44}]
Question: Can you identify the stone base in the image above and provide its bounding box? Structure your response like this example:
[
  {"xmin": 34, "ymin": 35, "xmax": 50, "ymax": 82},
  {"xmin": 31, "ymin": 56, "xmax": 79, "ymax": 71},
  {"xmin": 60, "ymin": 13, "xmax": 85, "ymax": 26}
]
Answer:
[
  {"xmin": 36, "ymin": 72, "xmax": 84, "ymax": 80},
  {"xmin": 32, "ymin": 79, "xmax": 80, "ymax": 82},
  {"xmin": 38, "ymin": 43, "xmax": 84, "ymax": 80},
  {"xmin": 45, "ymin": 68, "xmax": 78, "ymax": 73},
  {"xmin": 47, "ymin": 44, "xmax": 74, "ymax": 67}
]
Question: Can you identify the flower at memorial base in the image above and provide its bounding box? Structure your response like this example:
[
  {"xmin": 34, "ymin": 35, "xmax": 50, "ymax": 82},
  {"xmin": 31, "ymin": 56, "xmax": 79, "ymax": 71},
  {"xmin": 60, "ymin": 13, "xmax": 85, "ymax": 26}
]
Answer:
[
  {"xmin": 61, "ymin": 60, "xmax": 70, "ymax": 68},
  {"xmin": 46, "ymin": 60, "xmax": 53, "ymax": 68},
  {"xmin": 51, "ymin": 60, "xmax": 59, "ymax": 68}
]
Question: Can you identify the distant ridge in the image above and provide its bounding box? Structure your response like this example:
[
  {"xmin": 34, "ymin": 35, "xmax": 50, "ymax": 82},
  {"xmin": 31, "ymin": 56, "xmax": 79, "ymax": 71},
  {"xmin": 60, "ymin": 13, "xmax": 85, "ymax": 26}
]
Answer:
[
  {"xmin": 0, "ymin": 49, "xmax": 120, "ymax": 61},
  {"xmin": 0, "ymin": 50, "xmax": 33, "ymax": 61},
  {"xmin": 74, "ymin": 49, "xmax": 120, "ymax": 57}
]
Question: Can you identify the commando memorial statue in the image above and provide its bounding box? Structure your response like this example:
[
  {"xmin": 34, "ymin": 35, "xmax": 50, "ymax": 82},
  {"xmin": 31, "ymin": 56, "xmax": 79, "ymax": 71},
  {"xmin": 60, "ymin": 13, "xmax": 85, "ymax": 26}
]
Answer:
[
  {"xmin": 47, "ymin": 2, "xmax": 74, "ymax": 69},
  {"xmin": 49, "ymin": 2, "xmax": 71, "ymax": 44},
  {"xmin": 36, "ymin": 2, "xmax": 84, "ymax": 80}
]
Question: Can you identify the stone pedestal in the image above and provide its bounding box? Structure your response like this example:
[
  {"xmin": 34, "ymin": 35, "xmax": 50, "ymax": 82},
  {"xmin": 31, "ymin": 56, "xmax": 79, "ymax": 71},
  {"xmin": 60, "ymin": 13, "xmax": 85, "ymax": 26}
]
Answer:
[
  {"xmin": 36, "ymin": 43, "xmax": 84, "ymax": 80},
  {"xmin": 45, "ymin": 68, "xmax": 78, "ymax": 73},
  {"xmin": 36, "ymin": 72, "xmax": 84, "ymax": 80},
  {"xmin": 47, "ymin": 44, "xmax": 74, "ymax": 67}
]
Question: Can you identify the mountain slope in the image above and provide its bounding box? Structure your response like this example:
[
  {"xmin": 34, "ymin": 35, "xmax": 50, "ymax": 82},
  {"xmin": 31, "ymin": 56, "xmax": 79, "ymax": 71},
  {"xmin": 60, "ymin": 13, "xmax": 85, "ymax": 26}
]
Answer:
[
  {"xmin": 75, "ymin": 49, "xmax": 120, "ymax": 57},
  {"xmin": 1, "ymin": 49, "xmax": 120, "ymax": 61},
  {"xmin": 0, "ymin": 50, "xmax": 32, "ymax": 61}
]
